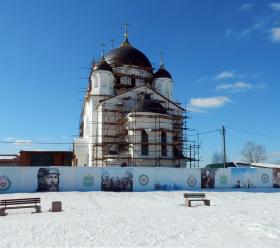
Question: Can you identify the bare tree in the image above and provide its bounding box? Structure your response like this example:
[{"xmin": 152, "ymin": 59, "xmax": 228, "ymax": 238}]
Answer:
[
  {"xmin": 211, "ymin": 151, "xmax": 223, "ymax": 164},
  {"xmin": 241, "ymin": 141, "xmax": 266, "ymax": 163}
]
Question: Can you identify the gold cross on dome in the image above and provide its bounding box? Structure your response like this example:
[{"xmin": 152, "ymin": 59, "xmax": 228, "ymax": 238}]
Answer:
[{"xmin": 123, "ymin": 21, "xmax": 129, "ymax": 40}]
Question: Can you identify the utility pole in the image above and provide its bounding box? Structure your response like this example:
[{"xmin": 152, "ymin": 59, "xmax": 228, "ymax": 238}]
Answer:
[{"xmin": 221, "ymin": 125, "xmax": 227, "ymax": 168}]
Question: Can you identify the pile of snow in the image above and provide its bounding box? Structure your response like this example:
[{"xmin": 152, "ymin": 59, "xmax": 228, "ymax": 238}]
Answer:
[{"xmin": 0, "ymin": 190, "xmax": 280, "ymax": 247}]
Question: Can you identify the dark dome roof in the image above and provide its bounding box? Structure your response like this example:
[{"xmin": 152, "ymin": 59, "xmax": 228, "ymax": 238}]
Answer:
[
  {"xmin": 93, "ymin": 58, "xmax": 113, "ymax": 72},
  {"xmin": 105, "ymin": 41, "xmax": 152, "ymax": 71},
  {"xmin": 154, "ymin": 66, "xmax": 172, "ymax": 79},
  {"xmin": 133, "ymin": 94, "xmax": 167, "ymax": 114}
]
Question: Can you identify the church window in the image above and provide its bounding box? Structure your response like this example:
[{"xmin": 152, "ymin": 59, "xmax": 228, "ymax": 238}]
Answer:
[
  {"xmin": 141, "ymin": 130, "xmax": 149, "ymax": 155},
  {"xmin": 173, "ymin": 135, "xmax": 180, "ymax": 158},
  {"xmin": 131, "ymin": 78, "xmax": 135, "ymax": 87},
  {"xmin": 161, "ymin": 131, "xmax": 167, "ymax": 156}
]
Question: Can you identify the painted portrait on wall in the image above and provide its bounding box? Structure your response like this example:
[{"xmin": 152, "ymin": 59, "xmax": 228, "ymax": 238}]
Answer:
[
  {"xmin": 101, "ymin": 169, "xmax": 133, "ymax": 192},
  {"xmin": 201, "ymin": 168, "xmax": 216, "ymax": 188},
  {"xmin": 272, "ymin": 168, "xmax": 280, "ymax": 188},
  {"xmin": 37, "ymin": 168, "xmax": 60, "ymax": 192}
]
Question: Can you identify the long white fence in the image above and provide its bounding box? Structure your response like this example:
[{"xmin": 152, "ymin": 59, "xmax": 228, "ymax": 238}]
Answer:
[{"xmin": 0, "ymin": 166, "xmax": 279, "ymax": 193}]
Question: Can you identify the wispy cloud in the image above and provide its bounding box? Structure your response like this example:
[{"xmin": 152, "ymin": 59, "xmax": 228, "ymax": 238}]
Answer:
[
  {"xmin": 240, "ymin": 3, "xmax": 253, "ymax": 11},
  {"xmin": 187, "ymin": 96, "xmax": 231, "ymax": 112},
  {"xmin": 216, "ymin": 81, "xmax": 267, "ymax": 93},
  {"xmin": 195, "ymin": 76, "xmax": 208, "ymax": 83},
  {"xmin": 271, "ymin": 27, "xmax": 280, "ymax": 42},
  {"xmin": 270, "ymin": 3, "xmax": 280, "ymax": 11},
  {"xmin": 4, "ymin": 137, "xmax": 17, "ymax": 141},
  {"xmin": 216, "ymin": 81, "xmax": 252, "ymax": 92},
  {"xmin": 14, "ymin": 139, "xmax": 32, "ymax": 146},
  {"xmin": 226, "ymin": 4, "xmax": 280, "ymax": 43},
  {"xmin": 214, "ymin": 71, "xmax": 235, "ymax": 80}
]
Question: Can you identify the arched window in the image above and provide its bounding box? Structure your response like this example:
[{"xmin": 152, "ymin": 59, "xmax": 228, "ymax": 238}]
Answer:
[
  {"xmin": 161, "ymin": 131, "xmax": 167, "ymax": 156},
  {"xmin": 161, "ymin": 132, "xmax": 167, "ymax": 156},
  {"xmin": 173, "ymin": 135, "xmax": 180, "ymax": 158},
  {"xmin": 141, "ymin": 130, "xmax": 149, "ymax": 155}
]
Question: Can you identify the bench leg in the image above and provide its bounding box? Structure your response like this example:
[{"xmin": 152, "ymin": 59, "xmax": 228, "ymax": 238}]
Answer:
[
  {"xmin": 0, "ymin": 209, "xmax": 7, "ymax": 216},
  {"xmin": 185, "ymin": 200, "xmax": 192, "ymax": 207},
  {"xmin": 204, "ymin": 200, "xmax": 210, "ymax": 206},
  {"xmin": 35, "ymin": 206, "xmax": 41, "ymax": 213}
]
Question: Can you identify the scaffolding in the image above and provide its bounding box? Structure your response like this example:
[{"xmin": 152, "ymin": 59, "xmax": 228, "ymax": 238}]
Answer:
[{"xmin": 78, "ymin": 63, "xmax": 200, "ymax": 168}]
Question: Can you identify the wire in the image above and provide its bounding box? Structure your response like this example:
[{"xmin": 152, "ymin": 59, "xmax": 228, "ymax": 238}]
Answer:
[
  {"xmin": 187, "ymin": 129, "xmax": 220, "ymax": 137},
  {"xmin": 227, "ymin": 126, "xmax": 280, "ymax": 140}
]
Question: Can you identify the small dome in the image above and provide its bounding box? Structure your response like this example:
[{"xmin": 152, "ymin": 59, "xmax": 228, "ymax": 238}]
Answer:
[
  {"xmin": 105, "ymin": 41, "xmax": 152, "ymax": 71},
  {"xmin": 93, "ymin": 58, "xmax": 113, "ymax": 72},
  {"xmin": 154, "ymin": 67, "xmax": 172, "ymax": 79},
  {"xmin": 133, "ymin": 94, "xmax": 167, "ymax": 114}
]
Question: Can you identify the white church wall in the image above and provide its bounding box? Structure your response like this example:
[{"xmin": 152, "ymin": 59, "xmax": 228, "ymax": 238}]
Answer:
[
  {"xmin": 154, "ymin": 78, "xmax": 173, "ymax": 99},
  {"xmin": 74, "ymin": 137, "xmax": 89, "ymax": 166},
  {"xmin": 91, "ymin": 70, "xmax": 114, "ymax": 96},
  {"xmin": 113, "ymin": 67, "xmax": 152, "ymax": 81}
]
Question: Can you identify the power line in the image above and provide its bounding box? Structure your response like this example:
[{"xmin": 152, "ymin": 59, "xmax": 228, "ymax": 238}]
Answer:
[
  {"xmin": 187, "ymin": 129, "xmax": 220, "ymax": 137},
  {"xmin": 227, "ymin": 126, "xmax": 280, "ymax": 140}
]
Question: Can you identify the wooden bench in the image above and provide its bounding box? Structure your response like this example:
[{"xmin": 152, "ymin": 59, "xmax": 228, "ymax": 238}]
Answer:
[
  {"xmin": 0, "ymin": 197, "xmax": 41, "ymax": 216},
  {"xmin": 183, "ymin": 193, "xmax": 210, "ymax": 207}
]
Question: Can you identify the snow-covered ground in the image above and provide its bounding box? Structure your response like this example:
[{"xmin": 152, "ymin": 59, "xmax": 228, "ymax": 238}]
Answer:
[{"xmin": 0, "ymin": 189, "xmax": 280, "ymax": 248}]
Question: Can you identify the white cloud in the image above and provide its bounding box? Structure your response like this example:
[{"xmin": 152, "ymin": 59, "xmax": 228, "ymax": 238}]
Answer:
[
  {"xmin": 195, "ymin": 76, "xmax": 208, "ymax": 83},
  {"xmin": 216, "ymin": 81, "xmax": 267, "ymax": 93},
  {"xmin": 270, "ymin": 3, "xmax": 280, "ymax": 11},
  {"xmin": 4, "ymin": 137, "xmax": 17, "ymax": 141},
  {"xmin": 216, "ymin": 81, "xmax": 253, "ymax": 92},
  {"xmin": 214, "ymin": 71, "xmax": 235, "ymax": 80},
  {"xmin": 240, "ymin": 3, "xmax": 253, "ymax": 11},
  {"xmin": 14, "ymin": 139, "xmax": 32, "ymax": 146},
  {"xmin": 271, "ymin": 27, "xmax": 280, "ymax": 42},
  {"xmin": 188, "ymin": 96, "xmax": 231, "ymax": 110}
]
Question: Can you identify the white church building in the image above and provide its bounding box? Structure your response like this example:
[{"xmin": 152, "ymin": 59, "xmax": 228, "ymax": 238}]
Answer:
[{"xmin": 74, "ymin": 28, "xmax": 187, "ymax": 167}]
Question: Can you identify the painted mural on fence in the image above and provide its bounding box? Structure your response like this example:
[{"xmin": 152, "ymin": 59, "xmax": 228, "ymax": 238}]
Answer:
[
  {"xmin": 231, "ymin": 168, "xmax": 256, "ymax": 188},
  {"xmin": 37, "ymin": 168, "xmax": 60, "ymax": 192},
  {"xmin": 201, "ymin": 168, "xmax": 216, "ymax": 188},
  {"xmin": 154, "ymin": 168, "xmax": 183, "ymax": 190},
  {"xmin": 101, "ymin": 168, "xmax": 133, "ymax": 191},
  {"xmin": 83, "ymin": 174, "xmax": 94, "ymax": 187},
  {"xmin": 272, "ymin": 168, "xmax": 280, "ymax": 188},
  {"xmin": 0, "ymin": 175, "xmax": 12, "ymax": 191},
  {"xmin": 214, "ymin": 169, "xmax": 231, "ymax": 188}
]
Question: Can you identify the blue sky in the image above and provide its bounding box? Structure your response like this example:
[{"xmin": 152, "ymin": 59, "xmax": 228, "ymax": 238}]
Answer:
[{"xmin": 0, "ymin": 0, "xmax": 280, "ymax": 165}]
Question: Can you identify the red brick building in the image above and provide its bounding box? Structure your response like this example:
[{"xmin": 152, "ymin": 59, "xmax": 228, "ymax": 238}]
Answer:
[{"xmin": 20, "ymin": 151, "xmax": 74, "ymax": 166}]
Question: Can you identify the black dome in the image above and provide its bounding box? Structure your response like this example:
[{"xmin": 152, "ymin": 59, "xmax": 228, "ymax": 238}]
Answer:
[
  {"xmin": 133, "ymin": 94, "xmax": 167, "ymax": 114},
  {"xmin": 154, "ymin": 67, "xmax": 172, "ymax": 79},
  {"xmin": 105, "ymin": 41, "xmax": 152, "ymax": 71},
  {"xmin": 93, "ymin": 58, "xmax": 113, "ymax": 72}
]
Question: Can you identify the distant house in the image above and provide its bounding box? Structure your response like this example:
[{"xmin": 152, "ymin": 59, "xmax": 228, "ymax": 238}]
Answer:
[
  {"xmin": 237, "ymin": 162, "xmax": 280, "ymax": 169},
  {"xmin": 206, "ymin": 161, "xmax": 280, "ymax": 169},
  {"xmin": 19, "ymin": 151, "xmax": 74, "ymax": 166},
  {"xmin": 0, "ymin": 154, "xmax": 20, "ymax": 166},
  {"xmin": 205, "ymin": 162, "xmax": 238, "ymax": 169}
]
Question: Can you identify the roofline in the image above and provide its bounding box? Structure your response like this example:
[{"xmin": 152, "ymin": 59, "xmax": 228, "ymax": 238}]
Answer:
[{"xmin": 99, "ymin": 85, "xmax": 185, "ymax": 111}]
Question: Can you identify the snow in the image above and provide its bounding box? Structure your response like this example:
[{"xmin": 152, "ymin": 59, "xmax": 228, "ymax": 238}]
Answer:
[{"xmin": 0, "ymin": 189, "xmax": 280, "ymax": 247}]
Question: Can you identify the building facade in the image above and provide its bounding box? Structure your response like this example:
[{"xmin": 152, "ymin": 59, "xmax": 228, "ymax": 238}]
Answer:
[{"xmin": 74, "ymin": 31, "xmax": 187, "ymax": 167}]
